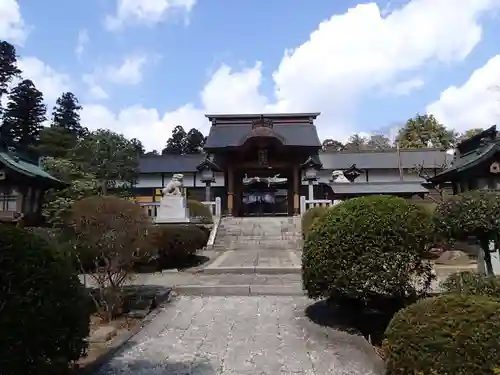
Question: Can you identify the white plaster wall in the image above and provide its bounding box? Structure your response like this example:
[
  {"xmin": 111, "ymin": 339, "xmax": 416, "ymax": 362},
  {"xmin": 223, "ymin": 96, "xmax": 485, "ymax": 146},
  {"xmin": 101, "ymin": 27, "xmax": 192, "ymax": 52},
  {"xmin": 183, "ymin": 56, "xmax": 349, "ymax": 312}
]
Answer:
[
  {"xmin": 135, "ymin": 174, "xmax": 162, "ymax": 188},
  {"xmin": 367, "ymin": 169, "xmax": 402, "ymax": 182},
  {"xmin": 195, "ymin": 171, "xmax": 225, "ymax": 187}
]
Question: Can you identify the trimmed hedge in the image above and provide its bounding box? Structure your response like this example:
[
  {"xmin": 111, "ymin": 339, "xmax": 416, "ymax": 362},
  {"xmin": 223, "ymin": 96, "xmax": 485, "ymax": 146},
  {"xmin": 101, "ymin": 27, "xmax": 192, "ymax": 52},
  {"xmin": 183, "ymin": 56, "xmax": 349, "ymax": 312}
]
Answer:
[
  {"xmin": 301, "ymin": 205, "xmax": 330, "ymax": 239},
  {"xmin": 302, "ymin": 195, "xmax": 434, "ymax": 301},
  {"xmin": 151, "ymin": 224, "xmax": 208, "ymax": 268},
  {"xmin": 0, "ymin": 225, "xmax": 91, "ymax": 374},
  {"xmin": 383, "ymin": 294, "xmax": 500, "ymax": 375},
  {"xmin": 188, "ymin": 199, "xmax": 213, "ymax": 224},
  {"xmin": 441, "ymin": 271, "xmax": 500, "ymax": 298}
]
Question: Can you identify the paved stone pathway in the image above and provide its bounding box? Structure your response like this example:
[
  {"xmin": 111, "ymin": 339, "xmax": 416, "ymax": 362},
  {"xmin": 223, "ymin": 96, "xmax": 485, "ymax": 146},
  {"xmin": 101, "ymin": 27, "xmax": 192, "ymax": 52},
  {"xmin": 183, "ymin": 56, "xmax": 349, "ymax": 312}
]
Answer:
[{"xmin": 96, "ymin": 296, "xmax": 384, "ymax": 375}]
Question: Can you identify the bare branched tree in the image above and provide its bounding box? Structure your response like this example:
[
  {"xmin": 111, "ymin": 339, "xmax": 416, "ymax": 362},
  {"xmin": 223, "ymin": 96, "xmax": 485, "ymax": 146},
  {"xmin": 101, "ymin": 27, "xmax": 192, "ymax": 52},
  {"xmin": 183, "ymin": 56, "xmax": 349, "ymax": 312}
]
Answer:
[{"xmin": 410, "ymin": 161, "xmax": 450, "ymax": 203}]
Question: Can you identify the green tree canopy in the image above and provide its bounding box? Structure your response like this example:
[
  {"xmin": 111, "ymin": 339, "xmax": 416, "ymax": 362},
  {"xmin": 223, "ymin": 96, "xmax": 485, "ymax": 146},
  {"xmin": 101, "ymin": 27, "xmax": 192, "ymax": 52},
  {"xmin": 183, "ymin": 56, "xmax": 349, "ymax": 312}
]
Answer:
[
  {"xmin": 396, "ymin": 113, "xmax": 457, "ymax": 149},
  {"xmin": 366, "ymin": 134, "xmax": 393, "ymax": 149},
  {"xmin": 343, "ymin": 134, "xmax": 368, "ymax": 151},
  {"xmin": 321, "ymin": 139, "xmax": 344, "ymax": 152},
  {"xmin": 41, "ymin": 157, "xmax": 99, "ymax": 226},
  {"xmin": 1, "ymin": 79, "xmax": 46, "ymax": 148},
  {"xmin": 185, "ymin": 128, "xmax": 205, "ymax": 154},
  {"xmin": 37, "ymin": 126, "xmax": 75, "ymax": 158},
  {"xmin": 71, "ymin": 129, "xmax": 140, "ymax": 195},
  {"xmin": 162, "ymin": 125, "xmax": 205, "ymax": 154},
  {"xmin": 162, "ymin": 125, "xmax": 186, "ymax": 155},
  {"xmin": 0, "ymin": 41, "xmax": 22, "ymax": 109},
  {"xmin": 52, "ymin": 92, "xmax": 86, "ymax": 137}
]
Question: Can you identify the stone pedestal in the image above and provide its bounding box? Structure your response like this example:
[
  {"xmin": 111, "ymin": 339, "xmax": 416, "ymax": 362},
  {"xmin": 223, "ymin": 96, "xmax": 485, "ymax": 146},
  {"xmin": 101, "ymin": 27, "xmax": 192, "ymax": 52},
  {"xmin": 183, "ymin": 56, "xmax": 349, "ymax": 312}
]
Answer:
[{"xmin": 155, "ymin": 196, "xmax": 189, "ymax": 224}]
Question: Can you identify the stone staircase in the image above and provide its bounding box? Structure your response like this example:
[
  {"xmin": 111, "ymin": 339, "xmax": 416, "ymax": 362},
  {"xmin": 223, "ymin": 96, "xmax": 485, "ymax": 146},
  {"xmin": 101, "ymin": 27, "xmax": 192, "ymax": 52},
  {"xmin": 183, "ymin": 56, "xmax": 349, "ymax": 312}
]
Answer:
[
  {"xmin": 175, "ymin": 216, "xmax": 305, "ymax": 295},
  {"xmin": 212, "ymin": 216, "xmax": 302, "ymax": 251}
]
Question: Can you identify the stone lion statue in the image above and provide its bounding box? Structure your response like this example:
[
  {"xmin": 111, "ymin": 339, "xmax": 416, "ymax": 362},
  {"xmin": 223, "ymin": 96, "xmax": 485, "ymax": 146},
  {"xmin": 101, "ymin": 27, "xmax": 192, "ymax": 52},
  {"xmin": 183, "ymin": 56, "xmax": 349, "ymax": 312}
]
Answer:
[
  {"xmin": 162, "ymin": 173, "xmax": 184, "ymax": 196},
  {"xmin": 331, "ymin": 170, "xmax": 350, "ymax": 183}
]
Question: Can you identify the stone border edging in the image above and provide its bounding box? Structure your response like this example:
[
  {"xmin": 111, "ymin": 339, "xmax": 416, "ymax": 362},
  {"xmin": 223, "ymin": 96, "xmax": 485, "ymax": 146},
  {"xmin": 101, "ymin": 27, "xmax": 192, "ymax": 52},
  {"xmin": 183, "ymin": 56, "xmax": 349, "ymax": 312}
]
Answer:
[
  {"xmin": 74, "ymin": 289, "xmax": 173, "ymax": 375},
  {"xmin": 206, "ymin": 216, "xmax": 221, "ymax": 249}
]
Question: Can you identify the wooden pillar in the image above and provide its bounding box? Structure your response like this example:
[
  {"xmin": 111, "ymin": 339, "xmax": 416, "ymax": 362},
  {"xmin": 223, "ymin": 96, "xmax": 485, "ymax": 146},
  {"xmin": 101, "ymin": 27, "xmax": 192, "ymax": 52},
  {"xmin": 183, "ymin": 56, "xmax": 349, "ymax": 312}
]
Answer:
[
  {"xmin": 293, "ymin": 166, "xmax": 300, "ymax": 215},
  {"xmin": 227, "ymin": 166, "xmax": 234, "ymax": 216}
]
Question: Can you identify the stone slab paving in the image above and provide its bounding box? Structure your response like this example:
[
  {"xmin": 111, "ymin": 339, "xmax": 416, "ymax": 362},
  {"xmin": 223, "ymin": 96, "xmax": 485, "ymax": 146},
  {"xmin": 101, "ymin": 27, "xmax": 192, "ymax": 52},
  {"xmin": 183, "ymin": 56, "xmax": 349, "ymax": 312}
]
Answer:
[
  {"xmin": 202, "ymin": 250, "xmax": 301, "ymax": 274},
  {"xmin": 96, "ymin": 296, "xmax": 384, "ymax": 375}
]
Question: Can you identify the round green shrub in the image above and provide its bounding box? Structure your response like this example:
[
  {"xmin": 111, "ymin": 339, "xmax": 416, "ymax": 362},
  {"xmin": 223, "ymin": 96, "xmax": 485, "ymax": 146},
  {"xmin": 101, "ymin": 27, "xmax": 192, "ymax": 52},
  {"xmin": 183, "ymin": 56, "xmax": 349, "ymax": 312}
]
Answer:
[
  {"xmin": 383, "ymin": 294, "xmax": 500, "ymax": 375},
  {"xmin": 0, "ymin": 224, "xmax": 91, "ymax": 374},
  {"xmin": 151, "ymin": 224, "xmax": 207, "ymax": 268},
  {"xmin": 441, "ymin": 271, "xmax": 500, "ymax": 298},
  {"xmin": 302, "ymin": 195, "xmax": 434, "ymax": 301},
  {"xmin": 188, "ymin": 199, "xmax": 213, "ymax": 224},
  {"xmin": 301, "ymin": 205, "xmax": 330, "ymax": 239},
  {"xmin": 433, "ymin": 190, "xmax": 500, "ymax": 242}
]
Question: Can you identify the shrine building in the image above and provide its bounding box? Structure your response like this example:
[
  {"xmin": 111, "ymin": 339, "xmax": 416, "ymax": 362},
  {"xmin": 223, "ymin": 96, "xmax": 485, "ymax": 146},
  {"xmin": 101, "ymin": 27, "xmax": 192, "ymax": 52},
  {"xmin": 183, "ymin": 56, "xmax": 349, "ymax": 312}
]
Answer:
[{"xmin": 135, "ymin": 113, "xmax": 452, "ymax": 217}]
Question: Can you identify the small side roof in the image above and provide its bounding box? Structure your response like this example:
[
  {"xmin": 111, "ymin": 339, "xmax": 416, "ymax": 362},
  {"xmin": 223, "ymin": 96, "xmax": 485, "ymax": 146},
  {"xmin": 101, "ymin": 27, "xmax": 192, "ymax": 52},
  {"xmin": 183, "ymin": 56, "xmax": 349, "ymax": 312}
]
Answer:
[
  {"xmin": 329, "ymin": 181, "xmax": 428, "ymax": 195},
  {"xmin": 429, "ymin": 126, "xmax": 500, "ymax": 184},
  {"xmin": 0, "ymin": 151, "xmax": 63, "ymax": 185}
]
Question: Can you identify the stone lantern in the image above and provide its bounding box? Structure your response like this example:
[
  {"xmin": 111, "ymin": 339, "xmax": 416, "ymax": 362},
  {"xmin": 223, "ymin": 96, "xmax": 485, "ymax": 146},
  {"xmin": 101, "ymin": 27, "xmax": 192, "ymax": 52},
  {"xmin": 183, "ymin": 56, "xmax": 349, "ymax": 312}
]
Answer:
[
  {"xmin": 200, "ymin": 166, "xmax": 215, "ymax": 202},
  {"xmin": 196, "ymin": 155, "xmax": 220, "ymax": 202},
  {"xmin": 301, "ymin": 156, "xmax": 322, "ymax": 200}
]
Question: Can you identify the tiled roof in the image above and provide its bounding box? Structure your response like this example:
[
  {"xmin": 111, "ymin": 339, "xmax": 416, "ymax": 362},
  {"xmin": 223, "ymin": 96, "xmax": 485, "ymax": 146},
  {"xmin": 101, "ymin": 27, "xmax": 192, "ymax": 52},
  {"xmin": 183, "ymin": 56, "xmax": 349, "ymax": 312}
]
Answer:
[
  {"xmin": 204, "ymin": 123, "xmax": 322, "ymax": 148},
  {"xmin": 430, "ymin": 142, "xmax": 500, "ymax": 183},
  {"xmin": 0, "ymin": 151, "xmax": 62, "ymax": 184},
  {"xmin": 139, "ymin": 154, "xmax": 205, "ymax": 173},
  {"xmin": 329, "ymin": 181, "xmax": 429, "ymax": 195},
  {"xmin": 319, "ymin": 149, "xmax": 452, "ymax": 170},
  {"xmin": 138, "ymin": 149, "xmax": 452, "ymax": 173}
]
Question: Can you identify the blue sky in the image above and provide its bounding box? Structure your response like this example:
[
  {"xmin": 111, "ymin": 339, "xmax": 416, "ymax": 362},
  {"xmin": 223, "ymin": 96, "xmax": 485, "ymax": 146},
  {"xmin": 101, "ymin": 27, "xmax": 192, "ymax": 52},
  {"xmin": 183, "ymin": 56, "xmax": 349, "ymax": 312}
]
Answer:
[{"xmin": 2, "ymin": 0, "xmax": 500, "ymax": 151}]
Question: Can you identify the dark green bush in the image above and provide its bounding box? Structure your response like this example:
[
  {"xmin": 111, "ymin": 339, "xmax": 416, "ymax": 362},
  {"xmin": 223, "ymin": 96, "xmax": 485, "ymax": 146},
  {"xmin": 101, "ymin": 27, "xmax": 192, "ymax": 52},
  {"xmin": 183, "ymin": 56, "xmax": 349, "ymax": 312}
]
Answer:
[
  {"xmin": 433, "ymin": 190, "xmax": 500, "ymax": 276},
  {"xmin": 383, "ymin": 294, "xmax": 500, "ymax": 375},
  {"xmin": 188, "ymin": 199, "xmax": 213, "ymax": 224},
  {"xmin": 151, "ymin": 224, "xmax": 208, "ymax": 268},
  {"xmin": 302, "ymin": 195, "xmax": 434, "ymax": 301},
  {"xmin": 301, "ymin": 205, "xmax": 330, "ymax": 238},
  {"xmin": 0, "ymin": 224, "xmax": 91, "ymax": 374},
  {"xmin": 441, "ymin": 271, "xmax": 500, "ymax": 298}
]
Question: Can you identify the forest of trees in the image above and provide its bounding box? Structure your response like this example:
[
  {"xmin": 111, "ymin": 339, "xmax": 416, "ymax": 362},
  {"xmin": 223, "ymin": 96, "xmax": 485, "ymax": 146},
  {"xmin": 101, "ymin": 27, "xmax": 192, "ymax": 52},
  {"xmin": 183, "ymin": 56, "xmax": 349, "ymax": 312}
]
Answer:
[
  {"xmin": 321, "ymin": 114, "xmax": 483, "ymax": 152},
  {"xmin": 1, "ymin": 40, "xmax": 485, "ymax": 164}
]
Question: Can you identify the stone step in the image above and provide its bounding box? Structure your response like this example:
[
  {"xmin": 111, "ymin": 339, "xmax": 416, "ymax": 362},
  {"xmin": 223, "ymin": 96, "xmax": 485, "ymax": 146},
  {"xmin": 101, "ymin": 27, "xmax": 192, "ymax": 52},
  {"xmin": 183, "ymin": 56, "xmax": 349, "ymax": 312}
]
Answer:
[
  {"xmin": 200, "ymin": 266, "xmax": 301, "ymax": 275},
  {"xmin": 213, "ymin": 216, "xmax": 303, "ymax": 252},
  {"xmin": 212, "ymin": 248, "xmax": 302, "ymax": 252},
  {"xmin": 172, "ymin": 284, "xmax": 305, "ymax": 296}
]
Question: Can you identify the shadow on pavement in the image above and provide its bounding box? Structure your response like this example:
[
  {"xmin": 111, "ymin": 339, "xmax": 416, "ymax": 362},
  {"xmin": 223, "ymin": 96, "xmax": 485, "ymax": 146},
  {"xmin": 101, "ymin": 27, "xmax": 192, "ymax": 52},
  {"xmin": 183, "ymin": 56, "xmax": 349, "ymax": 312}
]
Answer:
[
  {"xmin": 87, "ymin": 338, "xmax": 218, "ymax": 375},
  {"xmin": 305, "ymin": 299, "xmax": 363, "ymax": 335}
]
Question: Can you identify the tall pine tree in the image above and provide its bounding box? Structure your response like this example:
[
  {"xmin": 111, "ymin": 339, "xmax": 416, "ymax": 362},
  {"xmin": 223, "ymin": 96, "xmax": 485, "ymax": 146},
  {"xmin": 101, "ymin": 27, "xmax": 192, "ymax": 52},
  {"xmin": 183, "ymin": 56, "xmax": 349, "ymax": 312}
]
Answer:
[
  {"xmin": 162, "ymin": 125, "xmax": 187, "ymax": 154},
  {"xmin": 184, "ymin": 128, "xmax": 205, "ymax": 154},
  {"xmin": 37, "ymin": 92, "xmax": 86, "ymax": 157},
  {"xmin": 0, "ymin": 41, "xmax": 22, "ymax": 112},
  {"xmin": 52, "ymin": 92, "xmax": 86, "ymax": 137},
  {"xmin": 2, "ymin": 79, "xmax": 46, "ymax": 148}
]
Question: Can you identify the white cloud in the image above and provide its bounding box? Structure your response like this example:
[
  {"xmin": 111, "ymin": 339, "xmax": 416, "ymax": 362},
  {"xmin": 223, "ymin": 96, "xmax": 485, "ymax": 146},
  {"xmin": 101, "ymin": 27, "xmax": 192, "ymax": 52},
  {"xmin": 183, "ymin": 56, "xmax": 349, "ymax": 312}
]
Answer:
[
  {"xmin": 82, "ymin": 74, "xmax": 109, "ymax": 101},
  {"xmin": 0, "ymin": 0, "xmax": 30, "ymax": 45},
  {"xmin": 82, "ymin": 0, "xmax": 500, "ymax": 151},
  {"xmin": 381, "ymin": 78, "xmax": 425, "ymax": 96},
  {"xmin": 105, "ymin": 0, "xmax": 196, "ymax": 31},
  {"xmin": 106, "ymin": 55, "xmax": 149, "ymax": 85},
  {"xmin": 427, "ymin": 55, "xmax": 500, "ymax": 133},
  {"xmin": 80, "ymin": 54, "xmax": 151, "ymax": 101},
  {"xmin": 80, "ymin": 103, "xmax": 206, "ymax": 151},
  {"xmin": 17, "ymin": 57, "xmax": 72, "ymax": 103},
  {"xmin": 75, "ymin": 29, "xmax": 89, "ymax": 60}
]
